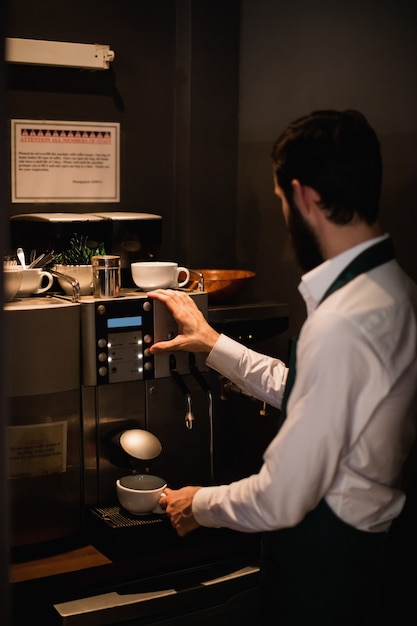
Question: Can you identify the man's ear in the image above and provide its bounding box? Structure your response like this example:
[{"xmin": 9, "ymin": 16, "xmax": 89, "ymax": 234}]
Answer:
[
  {"xmin": 291, "ymin": 179, "xmax": 319, "ymax": 218},
  {"xmin": 291, "ymin": 179, "xmax": 309, "ymax": 215}
]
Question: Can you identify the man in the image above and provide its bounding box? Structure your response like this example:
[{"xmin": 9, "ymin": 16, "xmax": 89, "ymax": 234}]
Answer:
[{"xmin": 148, "ymin": 110, "xmax": 417, "ymax": 625}]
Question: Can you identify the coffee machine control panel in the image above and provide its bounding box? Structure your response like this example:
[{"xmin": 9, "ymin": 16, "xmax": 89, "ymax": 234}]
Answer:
[{"xmin": 80, "ymin": 291, "xmax": 208, "ymax": 386}]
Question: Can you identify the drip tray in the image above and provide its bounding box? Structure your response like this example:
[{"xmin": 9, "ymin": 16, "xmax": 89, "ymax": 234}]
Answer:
[
  {"xmin": 89, "ymin": 505, "xmax": 165, "ymax": 529},
  {"xmin": 85, "ymin": 504, "xmax": 261, "ymax": 568},
  {"xmin": 85, "ymin": 503, "xmax": 176, "ymax": 560}
]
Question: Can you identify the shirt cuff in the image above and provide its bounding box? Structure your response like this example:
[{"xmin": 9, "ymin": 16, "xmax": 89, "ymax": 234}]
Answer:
[
  {"xmin": 206, "ymin": 334, "xmax": 246, "ymax": 377},
  {"xmin": 192, "ymin": 486, "xmax": 222, "ymax": 528}
]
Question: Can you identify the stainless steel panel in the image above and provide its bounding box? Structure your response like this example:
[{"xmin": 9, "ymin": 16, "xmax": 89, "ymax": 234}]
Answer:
[
  {"xmin": 146, "ymin": 375, "xmax": 212, "ymax": 488},
  {"xmin": 82, "ymin": 382, "xmax": 147, "ymax": 506},
  {"xmin": 9, "ymin": 390, "xmax": 82, "ymax": 546},
  {"xmin": 152, "ymin": 296, "xmax": 208, "ymax": 378},
  {"xmin": 4, "ymin": 296, "xmax": 80, "ymax": 397},
  {"xmin": 5, "ymin": 297, "xmax": 83, "ymax": 546}
]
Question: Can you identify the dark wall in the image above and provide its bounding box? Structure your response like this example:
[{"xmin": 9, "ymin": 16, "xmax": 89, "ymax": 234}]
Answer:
[
  {"xmin": 169, "ymin": 1, "xmax": 240, "ymax": 267},
  {"xmin": 6, "ymin": 0, "xmax": 176, "ymax": 215},
  {"xmin": 1, "ymin": 0, "xmax": 11, "ymax": 620},
  {"xmin": 237, "ymin": 0, "xmax": 417, "ymax": 335},
  {"xmin": 5, "ymin": 0, "xmax": 240, "ymax": 268}
]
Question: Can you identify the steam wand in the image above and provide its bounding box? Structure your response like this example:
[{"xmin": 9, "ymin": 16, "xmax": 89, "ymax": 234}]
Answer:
[
  {"xmin": 189, "ymin": 353, "xmax": 214, "ymax": 482},
  {"xmin": 169, "ymin": 354, "xmax": 195, "ymax": 429}
]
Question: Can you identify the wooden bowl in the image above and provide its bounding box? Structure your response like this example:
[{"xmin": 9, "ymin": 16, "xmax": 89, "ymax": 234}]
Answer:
[{"xmin": 189, "ymin": 269, "xmax": 256, "ymax": 304}]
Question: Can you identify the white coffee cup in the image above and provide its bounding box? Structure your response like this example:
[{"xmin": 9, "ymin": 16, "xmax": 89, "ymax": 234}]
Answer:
[
  {"xmin": 116, "ymin": 474, "xmax": 167, "ymax": 515},
  {"xmin": 3, "ymin": 266, "xmax": 23, "ymax": 301},
  {"xmin": 17, "ymin": 268, "xmax": 54, "ymax": 297},
  {"xmin": 131, "ymin": 261, "xmax": 190, "ymax": 291}
]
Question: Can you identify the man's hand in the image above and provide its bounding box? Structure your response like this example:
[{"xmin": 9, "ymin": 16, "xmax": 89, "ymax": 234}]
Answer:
[
  {"xmin": 159, "ymin": 486, "xmax": 202, "ymax": 536},
  {"xmin": 147, "ymin": 289, "xmax": 220, "ymax": 354}
]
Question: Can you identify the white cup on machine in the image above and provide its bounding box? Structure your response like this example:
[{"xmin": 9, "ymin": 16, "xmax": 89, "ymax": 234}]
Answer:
[
  {"xmin": 131, "ymin": 261, "xmax": 190, "ymax": 291},
  {"xmin": 17, "ymin": 268, "xmax": 54, "ymax": 297}
]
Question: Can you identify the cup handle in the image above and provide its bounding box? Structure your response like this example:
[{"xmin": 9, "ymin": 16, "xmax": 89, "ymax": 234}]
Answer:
[
  {"xmin": 176, "ymin": 267, "xmax": 190, "ymax": 288},
  {"xmin": 34, "ymin": 271, "xmax": 54, "ymax": 294},
  {"xmin": 152, "ymin": 491, "xmax": 167, "ymax": 514}
]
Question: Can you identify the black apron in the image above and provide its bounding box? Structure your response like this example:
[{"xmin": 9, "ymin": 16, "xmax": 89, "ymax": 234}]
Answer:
[{"xmin": 259, "ymin": 238, "xmax": 395, "ymax": 626}]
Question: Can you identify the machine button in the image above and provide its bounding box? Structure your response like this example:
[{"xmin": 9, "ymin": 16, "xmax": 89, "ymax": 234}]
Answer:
[
  {"xmin": 98, "ymin": 366, "xmax": 108, "ymax": 377},
  {"xmin": 144, "ymin": 348, "xmax": 151, "ymax": 357},
  {"xmin": 98, "ymin": 338, "xmax": 107, "ymax": 348},
  {"xmin": 144, "ymin": 361, "xmax": 153, "ymax": 371},
  {"xmin": 143, "ymin": 301, "xmax": 152, "ymax": 312},
  {"xmin": 96, "ymin": 305, "xmax": 106, "ymax": 315},
  {"xmin": 144, "ymin": 334, "xmax": 153, "ymax": 344},
  {"xmin": 98, "ymin": 352, "xmax": 107, "ymax": 362}
]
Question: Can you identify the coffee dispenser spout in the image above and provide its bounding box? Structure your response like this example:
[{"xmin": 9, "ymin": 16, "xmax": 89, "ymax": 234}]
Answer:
[
  {"xmin": 189, "ymin": 352, "xmax": 214, "ymax": 481},
  {"xmin": 49, "ymin": 267, "xmax": 80, "ymax": 302},
  {"xmin": 185, "ymin": 394, "xmax": 194, "ymax": 430},
  {"xmin": 169, "ymin": 354, "xmax": 195, "ymax": 429}
]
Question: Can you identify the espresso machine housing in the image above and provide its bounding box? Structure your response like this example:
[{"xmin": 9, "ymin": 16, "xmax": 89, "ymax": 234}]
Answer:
[
  {"xmin": 4, "ymin": 296, "xmax": 82, "ymax": 548},
  {"xmin": 80, "ymin": 290, "xmax": 211, "ymax": 507}
]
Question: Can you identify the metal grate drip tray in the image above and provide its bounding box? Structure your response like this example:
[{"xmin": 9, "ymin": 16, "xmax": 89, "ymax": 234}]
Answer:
[{"xmin": 89, "ymin": 505, "xmax": 164, "ymax": 529}]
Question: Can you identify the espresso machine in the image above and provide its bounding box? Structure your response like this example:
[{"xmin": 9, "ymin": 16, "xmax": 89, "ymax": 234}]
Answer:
[
  {"xmin": 7, "ymin": 212, "xmax": 289, "ymax": 546},
  {"xmin": 8, "ymin": 212, "xmax": 289, "ymax": 626},
  {"xmin": 80, "ymin": 289, "xmax": 211, "ymax": 513}
]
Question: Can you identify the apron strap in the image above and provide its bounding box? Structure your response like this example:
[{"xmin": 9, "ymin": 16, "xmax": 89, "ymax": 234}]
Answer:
[{"xmin": 319, "ymin": 236, "xmax": 395, "ymax": 304}]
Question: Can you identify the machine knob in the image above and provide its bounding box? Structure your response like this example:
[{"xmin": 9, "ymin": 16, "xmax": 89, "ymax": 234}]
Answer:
[
  {"xmin": 98, "ymin": 352, "xmax": 107, "ymax": 362},
  {"xmin": 168, "ymin": 331, "xmax": 177, "ymax": 340},
  {"xmin": 143, "ymin": 301, "xmax": 152, "ymax": 312},
  {"xmin": 96, "ymin": 305, "xmax": 106, "ymax": 315},
  {"xmin": 98, "ymin": 338, "xmax": 107, "ymax": 348},
  {"xmin": 144, "ymin": 334, "xmax": 153, "ymax": 344},
  {"xmin": 144, "ymin": 361, "xmax": 153, "ymax": 371},
  {"xmin": 144, "ymin": 348, "xmax": 151, "ymax": 357},
  {"xmin": 98, "ymin": 366, "xmax": 108, "ymax": 377}
]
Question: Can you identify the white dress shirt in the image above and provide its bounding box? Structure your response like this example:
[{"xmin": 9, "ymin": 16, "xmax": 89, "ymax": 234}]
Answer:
[{"xmin": 192, "ymin": 236, "xmax": 417, "ymax": 533}]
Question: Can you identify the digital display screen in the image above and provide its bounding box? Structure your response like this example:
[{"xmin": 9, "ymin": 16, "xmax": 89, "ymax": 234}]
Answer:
[{"xmin": 107, "ymin": 315, "xmax": 143, "ymax": 329}]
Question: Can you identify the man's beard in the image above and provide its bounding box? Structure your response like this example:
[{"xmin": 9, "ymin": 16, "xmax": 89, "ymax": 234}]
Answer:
[{"xmin": 287, "ymin": 197, "xmax": 324, "ymax": 273}]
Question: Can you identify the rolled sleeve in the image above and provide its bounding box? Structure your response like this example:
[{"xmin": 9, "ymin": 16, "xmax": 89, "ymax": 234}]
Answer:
[{"xmin": 206, "ymin": 334, "xmax": 287, "ymax": 409}]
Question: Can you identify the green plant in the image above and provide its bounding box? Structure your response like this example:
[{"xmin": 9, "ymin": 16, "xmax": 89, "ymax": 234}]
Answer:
[{"xmin": 54, "ymin": 234, "xmax": 106, "ymax": 265}]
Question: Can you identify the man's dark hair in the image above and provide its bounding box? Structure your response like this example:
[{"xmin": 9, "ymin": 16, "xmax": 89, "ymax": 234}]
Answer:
[{"xmin": 271, "ymin": 109, "xmax": 382, "ymax": 225}]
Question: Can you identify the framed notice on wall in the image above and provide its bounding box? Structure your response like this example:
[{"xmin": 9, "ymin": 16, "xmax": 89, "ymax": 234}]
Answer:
[{"xmin": 11, "ymin": 119, "xmax": 120, "ymax": 203}]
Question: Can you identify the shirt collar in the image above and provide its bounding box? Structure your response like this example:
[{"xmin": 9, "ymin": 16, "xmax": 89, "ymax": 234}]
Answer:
[{"xmin": 298, "ymin": 234, "xmax": 389, "ymax": 315}]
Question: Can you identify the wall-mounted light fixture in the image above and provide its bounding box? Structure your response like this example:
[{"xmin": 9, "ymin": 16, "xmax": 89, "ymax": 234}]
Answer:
[{"xmin": 5, "ymin": 38, "xmax": 115, "ymax": 70}]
